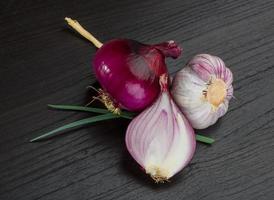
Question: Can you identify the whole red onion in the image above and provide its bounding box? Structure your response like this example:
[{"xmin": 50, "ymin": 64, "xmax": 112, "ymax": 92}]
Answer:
[
  {"xmin": 65, "ymin": 18, "xmax": 181, "ymax": 112},
  {"xmin": 93, "ymin": 39, "xmax": 182, "ymax": 111}
]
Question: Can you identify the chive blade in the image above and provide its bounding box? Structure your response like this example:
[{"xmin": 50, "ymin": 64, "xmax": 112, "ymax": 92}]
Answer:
[
  {"xmin": 195, "ymin": 134, "xmax": 215, "ymax": 144},
  {"xmin": 30, "ymin": 113, "xmax": 119, "ymax": 142},
  {"xmin": 46, "ymin": 104, "xmax": 214, "ymax": 144},
  {"xmin": 48, "ymin": 104, "xmax": 136, "ymax": 119},
  {"xmin": 120, "ymin": 114, "xmax": 134, "ymax": 120},
  {"xmin": 48, "ymin": 104, "xmax": 109, "ymax": 114}
]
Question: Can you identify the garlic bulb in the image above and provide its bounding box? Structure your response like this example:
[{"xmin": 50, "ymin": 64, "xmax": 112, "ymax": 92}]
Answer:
[
  {"xmin": 171, "ymin": 54, "xmax": 233, "ymax": 129},
  {"xmin": 126, "ymin": 74, "xmax": 196, "ymax": 183}
]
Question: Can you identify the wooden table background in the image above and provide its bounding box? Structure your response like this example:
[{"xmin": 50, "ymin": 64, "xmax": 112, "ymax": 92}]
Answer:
[{"xmin": 1, "ymin": 0, "xmax": 274, "ymax": 199}]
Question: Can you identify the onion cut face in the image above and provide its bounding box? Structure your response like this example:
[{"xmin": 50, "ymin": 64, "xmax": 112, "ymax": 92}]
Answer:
[
  {"xmin": 93, "ymin": 39, "xmax": 182, "ymax": 112},
  {"xmin": 126, "ymin": 74, "xmax": 196, "ymax": 182}
]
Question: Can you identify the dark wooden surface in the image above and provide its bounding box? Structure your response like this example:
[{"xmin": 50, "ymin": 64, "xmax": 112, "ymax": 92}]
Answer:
[{"xmin": 1, "ymin": 0, "xmax": 274, "ymax": 199}]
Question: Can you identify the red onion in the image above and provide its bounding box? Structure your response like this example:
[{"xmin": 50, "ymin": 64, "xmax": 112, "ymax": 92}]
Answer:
[
  {"xmin": 126, "ymin": 74, "xmax": 196, "ymax": 182},
  {"xmin": 65, "ymin": 18, "xmax": 182, "ymax": 112},
  {"xmin": 93, "ymin": 39, "xmax": 181, "ymax": 111}
]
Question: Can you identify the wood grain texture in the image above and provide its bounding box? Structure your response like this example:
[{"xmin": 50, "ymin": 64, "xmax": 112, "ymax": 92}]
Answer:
[{"xmin": 1, "ymin": 0, "xmax": 274, "ymax": 199}]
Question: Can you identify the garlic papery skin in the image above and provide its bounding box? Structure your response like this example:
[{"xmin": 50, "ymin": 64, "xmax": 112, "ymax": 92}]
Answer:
[
  {"xmin": 126, "ymin": 74, "xmax": 196, "ymax": 183},
  {"xmin": 171, "ymin": 54, "xmax": 233, "ymax": 129}
]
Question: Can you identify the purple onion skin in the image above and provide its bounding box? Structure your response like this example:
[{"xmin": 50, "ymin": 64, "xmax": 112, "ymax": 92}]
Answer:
[{"xmin": 93, "ymin": 39, "xmax": 182, "ymax": 111}]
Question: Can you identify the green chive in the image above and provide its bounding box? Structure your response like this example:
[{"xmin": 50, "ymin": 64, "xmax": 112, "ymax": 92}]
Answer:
[
  {"xmin": 35, "ymin": 104, "xmax": 215, "ymax": 144},
  {"xmin": 195, "ymin": 134, "xmax": 215, "ymax": 144},
  {"xmin": 48, "ymin": 104, "xmax": 135, "ymax": 120},
  {"xmin": 30, "ymin": 113, "xmax": 119, "ymax": 142},
  {"xmin": 48, "ymin": 104, "xmax": 109, "ymax": 114}
]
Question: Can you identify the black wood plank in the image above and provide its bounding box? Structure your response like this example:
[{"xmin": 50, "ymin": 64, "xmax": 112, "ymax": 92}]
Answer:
[{"xmin": 0, "ymin": 0, "xmax": 274, "ymax": 199}]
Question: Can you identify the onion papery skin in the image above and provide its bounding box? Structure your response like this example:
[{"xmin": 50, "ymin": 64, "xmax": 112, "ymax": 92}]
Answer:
[
  {"xmin": 171, "ymin": 54, "xmax": 233, "ymax": 129},
  {"xmin": 126, "ymin": 74, "xmax": 196, "ymax": 182},
  {"xmin": 93, "ymin": 39, "xmax": 182, "ymax": 112}
]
